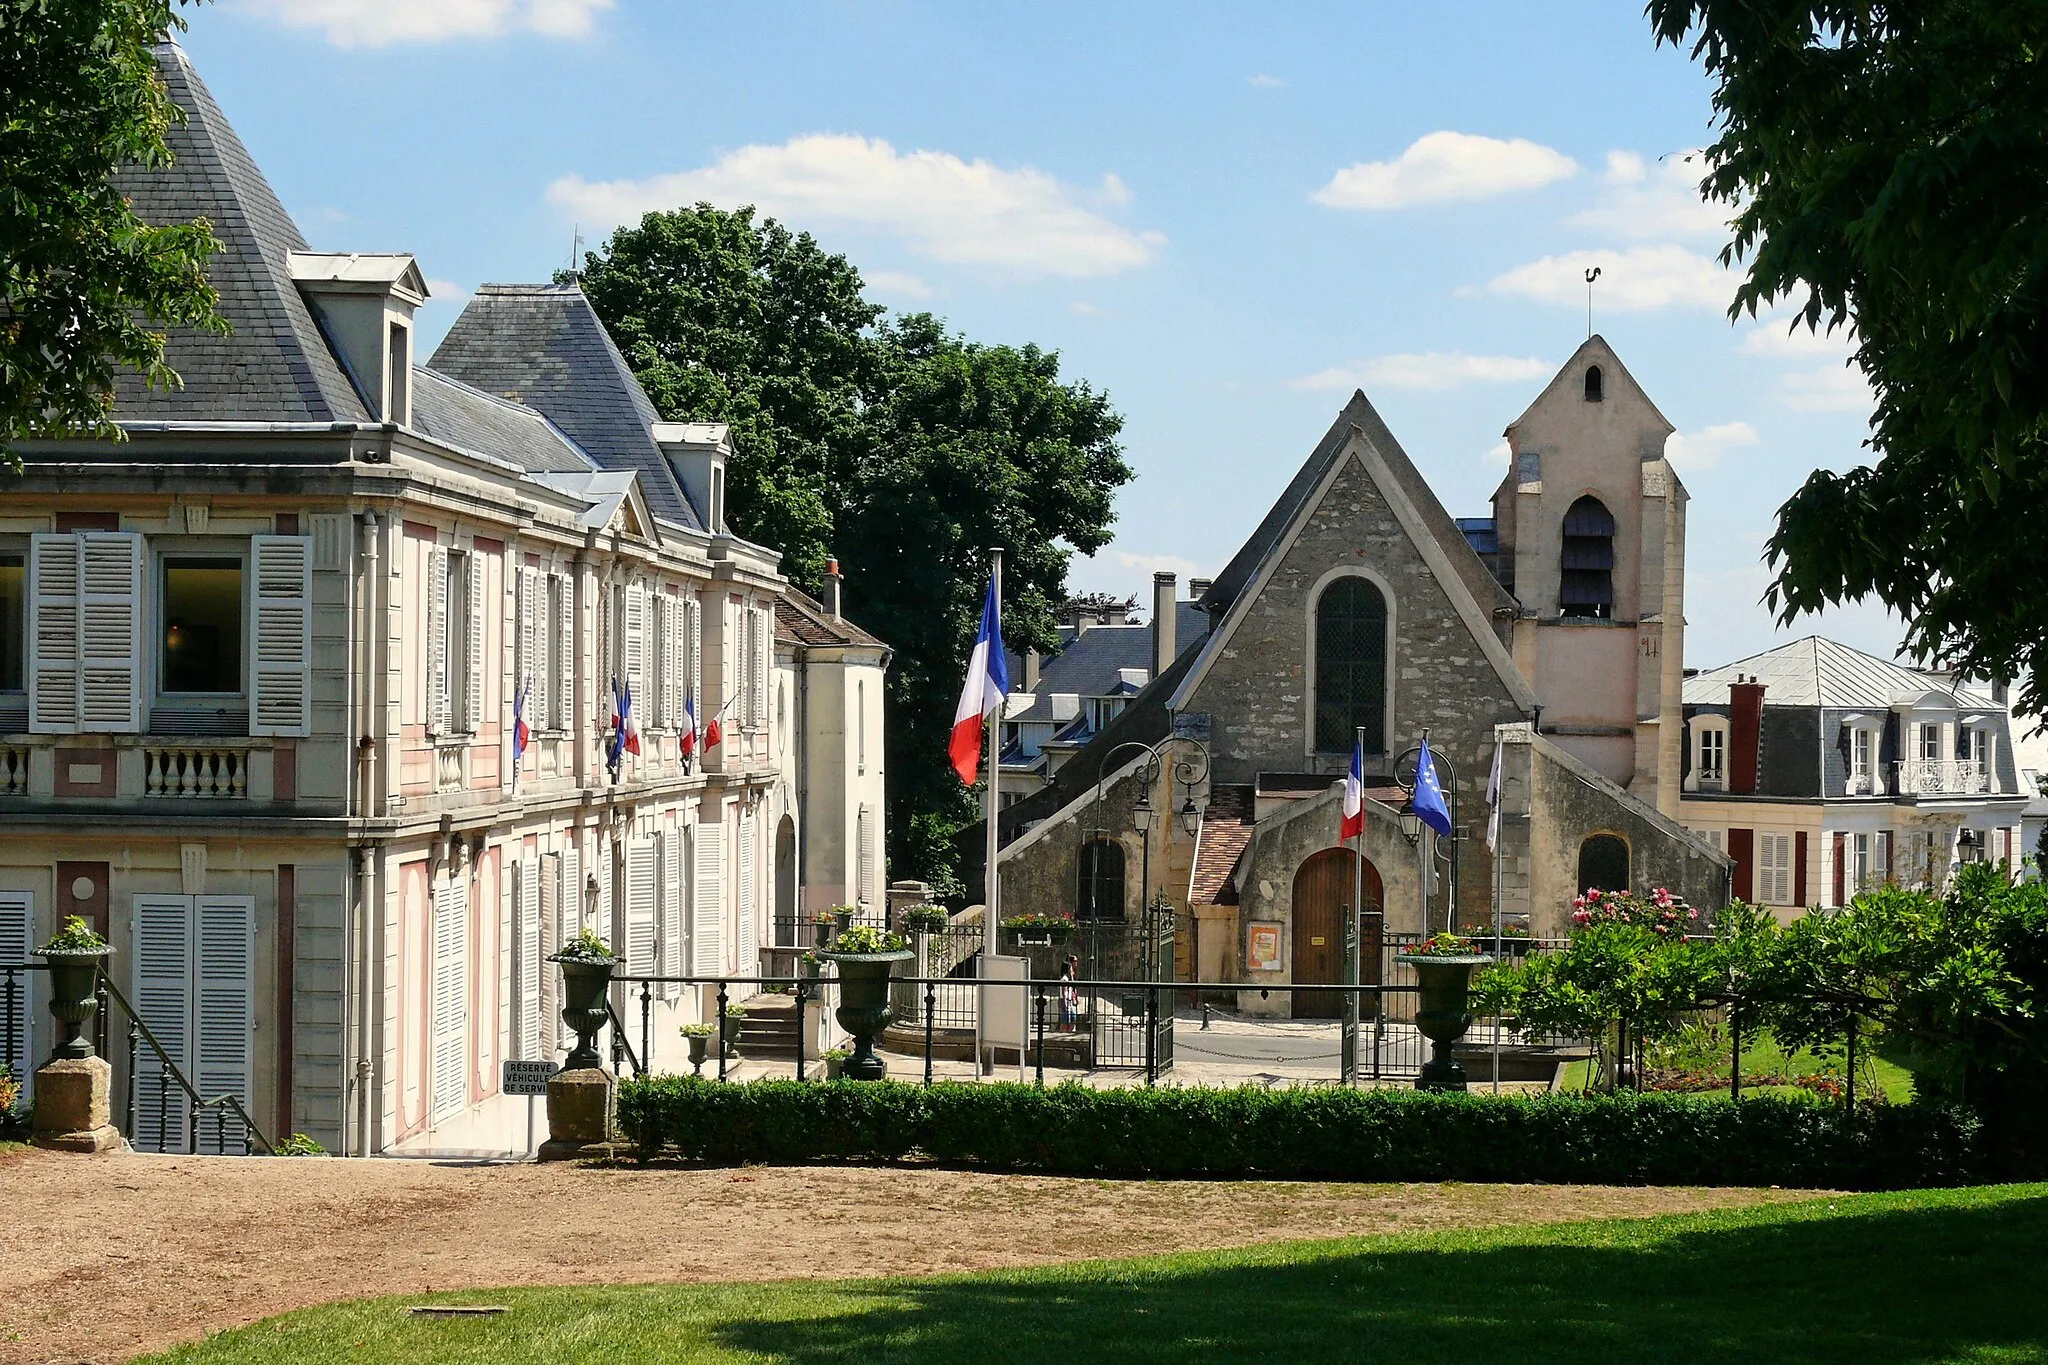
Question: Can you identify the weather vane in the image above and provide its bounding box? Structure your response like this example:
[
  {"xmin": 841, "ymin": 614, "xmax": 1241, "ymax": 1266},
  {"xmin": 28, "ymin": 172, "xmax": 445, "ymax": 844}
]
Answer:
[{"xmin": 1584, "ymin": 266, "xmax": 1601, "ymax": 339}]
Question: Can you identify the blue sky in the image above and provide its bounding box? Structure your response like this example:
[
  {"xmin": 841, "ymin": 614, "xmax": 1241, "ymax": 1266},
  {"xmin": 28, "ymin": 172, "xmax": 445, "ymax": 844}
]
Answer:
[{"xmin": 184, "ymin": 0, "xmax": 1899, "ymax": 671}]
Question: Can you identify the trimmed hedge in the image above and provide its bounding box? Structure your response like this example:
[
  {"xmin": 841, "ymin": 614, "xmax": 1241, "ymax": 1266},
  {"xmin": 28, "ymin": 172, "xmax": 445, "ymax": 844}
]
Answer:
[{"xmin": 617, "ymin": 1077, "xmax": 1982, "ymax": 1190}]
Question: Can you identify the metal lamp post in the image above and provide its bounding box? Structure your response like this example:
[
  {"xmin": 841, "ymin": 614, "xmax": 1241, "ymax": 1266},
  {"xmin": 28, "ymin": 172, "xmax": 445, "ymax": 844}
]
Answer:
[{"xmin": 1393, "ymin": 735, "xmax": 1459, "ymax": 937}]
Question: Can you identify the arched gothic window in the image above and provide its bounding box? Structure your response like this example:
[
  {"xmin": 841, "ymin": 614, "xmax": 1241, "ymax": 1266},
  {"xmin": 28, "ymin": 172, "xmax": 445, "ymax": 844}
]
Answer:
[
  {"xmin": 1578, "ymin": 833, "xmax": 1630, "ymax": 894},
  {"xmin": 1584, "ymin": 365, "xmax": 1604, "ymax": 401},
  {"xmin": 1314, "ymin": 576, "xmax": 1388, "ymax": 754},
  {"xmin": 1559, "ymin": 495, "xmax": 1616, "ymax": 619},
  {"xmin": 1078, "ymin": 838, "xmax": 1126, "ymax": 922}
]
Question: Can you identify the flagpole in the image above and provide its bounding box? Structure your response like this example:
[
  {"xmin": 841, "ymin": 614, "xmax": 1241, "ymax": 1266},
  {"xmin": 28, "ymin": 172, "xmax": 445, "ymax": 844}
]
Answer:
[
  {"xmin": 1349, "ymin": 725, "xmax": 1366, "ymax": 1088},
  {"xmin": 980, "ymin": 548, "xmax": 1004, "ymax": 1076}
]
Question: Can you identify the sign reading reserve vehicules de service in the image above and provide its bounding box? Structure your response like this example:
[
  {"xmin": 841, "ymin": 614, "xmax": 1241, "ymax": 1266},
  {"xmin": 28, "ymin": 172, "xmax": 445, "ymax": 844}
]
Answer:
[{"xmin": 501, "ymin": 1059, "xmax": 560, "ymax": 1096}]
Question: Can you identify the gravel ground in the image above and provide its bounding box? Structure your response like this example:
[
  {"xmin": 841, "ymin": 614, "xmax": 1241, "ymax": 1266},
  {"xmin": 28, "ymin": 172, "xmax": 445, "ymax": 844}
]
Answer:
[{"xmin": 0, "ymin": 1145, "xmax": 1815, "ymax": 1364}]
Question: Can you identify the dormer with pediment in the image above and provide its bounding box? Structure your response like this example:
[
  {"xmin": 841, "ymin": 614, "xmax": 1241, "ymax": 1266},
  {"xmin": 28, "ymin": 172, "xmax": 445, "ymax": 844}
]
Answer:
[{"xmin": 1487, "ymin": 336, "xmax": 1688, "ymax": 817}]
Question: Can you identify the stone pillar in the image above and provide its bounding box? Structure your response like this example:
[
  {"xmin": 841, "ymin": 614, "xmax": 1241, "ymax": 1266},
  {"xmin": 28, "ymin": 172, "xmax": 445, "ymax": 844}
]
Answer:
[
  {"xmin": 31, "ymin": 1056, "xmax": 124, "ymax": 1153},
  {"xmin": 885, "ymin": 879, "xmax": 932, "ymax": 932},
  {"xmin": 536, "ymin": 1067, "xmax": 618, "ymax": 1161}
]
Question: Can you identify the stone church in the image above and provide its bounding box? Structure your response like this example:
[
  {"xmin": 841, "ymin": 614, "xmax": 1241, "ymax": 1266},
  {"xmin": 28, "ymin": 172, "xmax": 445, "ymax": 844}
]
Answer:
[{"xmin": 992, "ymin": 339, "xmax": 1730, "ymax": 1015}]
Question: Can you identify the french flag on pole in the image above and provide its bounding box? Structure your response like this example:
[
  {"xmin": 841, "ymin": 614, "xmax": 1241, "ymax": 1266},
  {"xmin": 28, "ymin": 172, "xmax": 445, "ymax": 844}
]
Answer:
[
  {"xmin": 949, "ymin": 575, "xmax": 1010, "ymax": 786},
  {"xmin": 679, "ymin": 691, "xmax": 698, "ymax": 759},
  {"xmin": 1340, "ymin": 735, "xmax": 1365, "ymax": 841}
]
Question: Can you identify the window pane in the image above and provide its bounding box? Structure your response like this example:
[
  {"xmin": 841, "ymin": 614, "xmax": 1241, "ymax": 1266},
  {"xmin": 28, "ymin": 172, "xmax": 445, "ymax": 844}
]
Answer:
[
  {"xmin": 0, "ymin": 556, "xmax": 22, "ymax": 691},
  {"xmin": 162, "ymin": 558, "xmax": 243, "ymax": 694},
  {"xmin": 1314, "ymin": 577, "xmax": 1387, "ymax": 753}
]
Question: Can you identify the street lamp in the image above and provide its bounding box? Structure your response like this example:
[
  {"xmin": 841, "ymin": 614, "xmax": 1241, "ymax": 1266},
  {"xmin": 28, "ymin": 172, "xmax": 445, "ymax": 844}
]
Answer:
[
  {"xmin": 1397, "ymin": 798, "xmax": 1422, "ymax": 845},
  {"xmin": 1393, "ymin": 734, "xmax": 1459, "ymax": 937}
]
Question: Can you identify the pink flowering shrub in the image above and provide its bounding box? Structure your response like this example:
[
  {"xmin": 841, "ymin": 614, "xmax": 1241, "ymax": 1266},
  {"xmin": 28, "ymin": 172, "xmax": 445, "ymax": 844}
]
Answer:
[{"xmin": 1568, "ymin": 887, "xmax": 1700, "ymax": 937}]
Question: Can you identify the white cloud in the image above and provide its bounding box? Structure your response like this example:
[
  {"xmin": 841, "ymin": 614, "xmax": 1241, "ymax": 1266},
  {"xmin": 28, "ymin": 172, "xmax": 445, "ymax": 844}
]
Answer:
[
  {"xmin": 864, "ymin": 270, "xmax": 933, "ymax": 301},
  {"xmin": 1779, "ymin": 363, "xmax": 1874, "ymax": 414},
  {"xmin": 1664, "ymin": 420, "xmax": 1758, "ymax": 473},
  {"xmin": 1483, "ymin": 245, "xmax": 1730, "ymax": 311},
  {"xmin": 232, "ymin": 0, "xmax": 611, "ymax": 46},
  {"xmin": 422, "ymin": 278, "xmax": 471, "ymax": 307},
  {"xmin": 1567, "ymin": 149, "xmax": 1729, "ymax": 240},
  {"xmin": 1098, "ymin": 173, "xmax": 1133, "ymax": 206},
  {"xmin": 547, "ymin": 134, "xmax": 1163, "ymax": 279},
  {"xmin": 1483, "ymin": 440, "xmax": 1511, "ymax": 468},
  {"xmin": 1742, "ymin": 318, "xmax": 1855, "ymax": 358},
  {"xmin": 1248, "ymin": 73, "xmax": 1285, "ymax": 88},
  {"xmin": 1113, "ymin": 550, "xmax": 1207, "ymax": 578},
  {"xmin": 1070, "ymin": 301, "xmax": 1113, "ymax": 317},
  {"xmin": 1292, "ymin": 352, "xmax": 1551, "ymax": 392},
  {"xmin": 1313, "ymin": 131, "xmax": 1578, "ymax": 211}
]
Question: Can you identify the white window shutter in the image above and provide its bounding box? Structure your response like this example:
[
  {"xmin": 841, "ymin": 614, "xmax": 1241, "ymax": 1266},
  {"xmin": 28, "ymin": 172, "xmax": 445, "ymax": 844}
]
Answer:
[
  {"xmin": 689, "ymin": 597, "xmax": 703, "ymax": 726},
  {"xmin": 465, "ymin": 550, "xmax": 485, "ymax": 733},
  {"xmin": 0, "ymin": 892, "xmax": 35, "ymax": 1091},
  {"xmin": 249, "ymin": 535, "xmax": 313, "ymax": 737},
  {"xmin": 518, "ymin": 860, "xmax": 542, "ymax": 1060},
  {"xmin": 555, "ymin": 844, "xmax": 581, "ymax": 1051},
  {"xmin": 538, "ymin": 853, "xmax": 559, "ymax": 1056},
  {"xmin": 28, "ymin": 533, "xmax": 80, "ymax": 733},
  {"xmin": 195, "ymin": 894, "xmax": 254, "ymax": 1152},
  {"xmin": 555, "ymin": 575, "xmax": 574, "ymax": 732},
  {"xmin": 134, "ymin": 893, "xmax": 194, "ymax": 1152},
  {"xmin": 737, "ymin": 812, "xmax": 756, "ymax": 969},
  {"xmin": 431, "ymin": 876, "xmax": 468, "ymax": 1121},
  {"xmin": 626, "ymin": 840, "xmax": 656, "ymax": 976},
  {"xmin": 693, "ymin": 821, "xmax": 724, "ymax": 975},
  {"xmin": 515, "ymin": 568, "xmax": 532, "ymax": 720},
  {"xmin": 655, "ymin": 832, "xmax": 681, "ymax": 1001},
  {"xmin": 857, "ymin": 806, "xmax": 877, "ymax": 906},
  {"xmin": 78, "ymin": 532, "xmax": 143, "ymax": 732},
  {"xmin": 427, "ymin": 544, "xmax": 448, "ymax": 735},
  {"xmin": 623, "ymin": 583, "xmax": 646, "ymax": 721}
]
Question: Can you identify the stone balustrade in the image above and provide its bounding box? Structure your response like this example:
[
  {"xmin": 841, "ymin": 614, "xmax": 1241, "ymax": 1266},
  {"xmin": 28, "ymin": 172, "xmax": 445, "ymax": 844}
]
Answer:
[
  {"xmin": 0, "ymin": 744, "xmax": 28, "ymax": 796},
  {"xmin": 144, "ymin": 745, "xmax": 248, "ymax": 798}
]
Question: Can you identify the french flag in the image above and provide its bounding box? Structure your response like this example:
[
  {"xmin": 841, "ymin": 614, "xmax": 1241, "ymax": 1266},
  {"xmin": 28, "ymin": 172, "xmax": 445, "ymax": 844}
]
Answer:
[
  {"xmin": 614, "ymin": 678, "xmax": 641, "ymax": 758},
  {"xmin": 949, "ymin": 575, "xmax": 1010, "ymax": 786},
  {"xmin": 1340, "ymin": 736, "xmax": 1364, "ymax": 841},
  {"xmin": 512, "ymin": 679, "xmax": 530, "ymax": 765},
  {"xmin": 679, "ymin": 691, "xmax": 698, "ymax": 758}
]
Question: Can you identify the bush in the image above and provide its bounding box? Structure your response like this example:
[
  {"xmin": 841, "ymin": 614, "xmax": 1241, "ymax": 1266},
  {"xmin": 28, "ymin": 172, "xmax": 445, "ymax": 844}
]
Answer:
[{"xmin": 617, "ymin": 1077, "xmax": 1980, "ymax": 1190}]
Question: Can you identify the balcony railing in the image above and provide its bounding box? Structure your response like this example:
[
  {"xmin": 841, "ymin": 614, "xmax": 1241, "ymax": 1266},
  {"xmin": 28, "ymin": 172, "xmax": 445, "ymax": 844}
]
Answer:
[
  {"xmin": 144, "ymin": 744, "xmax": 248, "ymax": 798},
  {"xmin": 0, "ymin": 744, "xmax": 27, "ymax": 796},
  {"xmin": 1895, "ymin": 758, "xmax": 1990, "ymax": 796}
]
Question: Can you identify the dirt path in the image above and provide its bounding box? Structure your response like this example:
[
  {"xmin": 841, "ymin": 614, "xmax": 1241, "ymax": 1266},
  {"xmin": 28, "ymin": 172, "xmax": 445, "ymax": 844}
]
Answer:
[{"xmin": 0, "ymin": 1146, "xmax": 1814, "ymax": 1364}]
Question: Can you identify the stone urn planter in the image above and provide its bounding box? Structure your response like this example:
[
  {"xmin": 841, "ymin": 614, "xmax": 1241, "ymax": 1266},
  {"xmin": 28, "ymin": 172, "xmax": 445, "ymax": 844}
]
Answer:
[
  {"xmin": 1394, "ymin": 952, "xmax": 1493, "ymax": 1091},
  {"xmin": 682, "ymin": 1028, "xmax": 712, "ymax": 1076},
  {"xmin": 816, "ymin": 947, "xmax": 914, "ymax": 1080},
  {"xmin": 36, "ymin": 945, "xmax": 112, "ymax": 1062},
  {"xmin": 550, "ymin": 954, "xmax": 615, "ymax": 1070}
]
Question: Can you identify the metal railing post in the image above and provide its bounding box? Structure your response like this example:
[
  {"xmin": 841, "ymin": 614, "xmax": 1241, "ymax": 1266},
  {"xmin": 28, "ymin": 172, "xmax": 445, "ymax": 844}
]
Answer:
[
  {"xmin": 1144, "ymin": 984, "xmax": 1157, "ymax": 1088},
  {"xmin": 794, "ymin": 978, "xmax": 808, "ymax": 1081},
  {"xmin": 640, "ymin": 980, "xmax": 653, "ymax": 1073},
  {"xmin": 1730, "ymin": 1001, "xmax": 1742, "ymax": 1101},
  {"xmin": 716, "ymin": 980, "xmax": 730, "ymax": 1082},
  {"xmin": 610, "ymin": 1012, "xmax": 626, "ymax": 1078},
  {"xmin": 1034, "ymin": 985, "xmax": 1047, "ymax": 1086},
  {"xmin": 923, "ymin": 979, "xmax": 936, "ymax": 1087},
  {"xmin": 126, "ymin": 1019, "xmax": 140, "ymax": 1138}
]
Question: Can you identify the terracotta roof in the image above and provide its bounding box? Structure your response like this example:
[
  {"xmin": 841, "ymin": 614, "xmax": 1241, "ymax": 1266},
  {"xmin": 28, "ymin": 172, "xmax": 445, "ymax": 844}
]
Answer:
[
  {"xmin": 1190, "ymin": 784, "xmax": 1255, "ymax": 905},
  {"xmin": 774, "ymin": 591, "xmax": 887, "ymax": 650}
]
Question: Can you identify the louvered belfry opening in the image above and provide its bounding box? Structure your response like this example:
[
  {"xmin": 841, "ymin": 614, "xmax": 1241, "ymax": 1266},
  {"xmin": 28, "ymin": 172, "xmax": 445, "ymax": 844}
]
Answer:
[
  {"xmin": 1559, "ymin": 495, "xmax": 1616, "ymax": 619},
  {"xmin": 1313, "ymin": 575, "xmax": 1388, "ymax": 754}
]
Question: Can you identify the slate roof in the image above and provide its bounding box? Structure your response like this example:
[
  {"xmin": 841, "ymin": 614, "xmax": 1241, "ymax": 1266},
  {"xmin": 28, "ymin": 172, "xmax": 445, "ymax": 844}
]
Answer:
[
  {"xmin": 1189, "ymin": 784, "xmax": 1254, "ymax": 905},
  {"xmin": 110, "ymin": 43, "xmax": 368, "ymax": 423},
  {"xmin": 775, "ymin": 591, "xmax": 887, "ymax": 650},
  {"xmin": 430, "ymin": 284, "xmax": 700, "ymax": 528},
  {"xmin": 410, "ymin": 368, "xmax": 597, "ymax": 474},
  {"xmin": 1009, "ymin": 604, "xmax": 1209, "ymax": 724},
  {"xmin": 1684, "ymin": 636, "xmax": 1998, "ymax": 710}
]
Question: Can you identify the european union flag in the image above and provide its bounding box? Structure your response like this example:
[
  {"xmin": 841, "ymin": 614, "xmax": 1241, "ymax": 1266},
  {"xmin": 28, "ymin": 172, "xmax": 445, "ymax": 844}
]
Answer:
[{"xmin": 1413, "ymin": 736, "xmax": 1453, "ymax": 837}]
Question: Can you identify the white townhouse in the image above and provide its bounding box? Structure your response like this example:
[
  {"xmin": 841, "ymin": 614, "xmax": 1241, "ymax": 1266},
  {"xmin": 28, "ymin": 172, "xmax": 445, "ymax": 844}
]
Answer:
[
  {"xmin": 0, "ymin": 42, "xmax": 887, "ymax": 1156},
  {"xmin": 1679, "ymin": 637, "xmax": 2028, "ymax": 917}
]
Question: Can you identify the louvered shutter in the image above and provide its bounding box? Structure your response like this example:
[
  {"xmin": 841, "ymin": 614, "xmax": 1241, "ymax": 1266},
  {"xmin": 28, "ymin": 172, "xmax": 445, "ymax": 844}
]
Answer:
[
  {"xmin": 0, "ymin": 893, "xmax": 35, "ymax": 1093},
  {"xmin": 527, "ymin": 571, "xmax": 549, "ymax": 738},
  {"xmin": 134, "ymin": 894, "xmax": 194, "ymax": 1152},
  {"xmin": 28, "ymin": 534, "xmax": 80, "ymax": 732},
  {"xmin": 539, "ymin": 853, "xmax": 560, "ymax": 1056},
  {"xmin": 195, "ymin": 894, "xmax": 253, "ymax": 1152},
  {"xmin": 737, "ymin": 813, "xmax": 756, "ymax": 970},
  {"xmin": 626, "ymin": 840, "xmax": 656, "ymax": 977},
  {"xmin": 624, "ymin": 583, "xmax": 646, "ymax": 725},
  {"xmin": 426, "ymin": 545, "xmax": 448, "ymax": 735},
  {"xmin": 693, "ymin": 821, "xmax": 724, "ymax": 975},
  {"xmin": 669, "ymin": 594, "xmax": 685, "ymax": 731},
  {"xmin": 465, "ymin": 550, "xmax": 485, "ymax": 733},
  {"xmin": 653, "ymin": 595, "xmax": 670, "ymax": 729},
  {"xmin": 554, "ymin": 845, "xmax": 582, "ymax": 1051},
  {"xmin": 554, "ymin": 575, "xmax": 574, "ymax": 731},
  {"xmin": 515, "ymin": 568, "xmax": 533, "ymax": 733},
  {"xmin": 655, "ymin": 832, "xmax": 681, "ymax": 1001},
  {"xmin": 755, "ymin": 605, "xmax": 770, "ymax": 730},
  {"xmin": 431, "ymin": 876, "xmax": 467, "ymax": 1120},
  {"xmin": 249, "ymin": 535, "xmax": 312, "ymax": 737},
  {"xmin": 518, "ymin": 860, "xmax": 542, "ymax": 1060},
  {"xmin": 688, "ymin": 597, "xmax": 703, "ymax": 731},
  {"xmin": 78, "ymin": 532, "xmax": 143, "ymax": 732},
  {"xmin": 857, "ymin": 806, "xmax": 878, "ymax": 906}
]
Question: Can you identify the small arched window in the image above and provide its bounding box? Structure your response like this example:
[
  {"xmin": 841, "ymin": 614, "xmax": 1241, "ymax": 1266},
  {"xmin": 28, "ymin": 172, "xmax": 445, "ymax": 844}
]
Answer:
[
  {"xmin": 1584, "ymin": 365, "xmax": 1604, "ymax": 402},
  {"xmin": 1078, "ymin": 838, "xmax": 1126, "ymax": 922},
  {"xmin": 1559, "ymin": 495, "xmax": 1616, "ymax": 619},
  {"xmin": 1314, "ymin": 576, "xmax": 1388, "ymax": 754},
  {"xmin": 1578, "ymin": 834, "xmax": 1630, "ymax": 894}
]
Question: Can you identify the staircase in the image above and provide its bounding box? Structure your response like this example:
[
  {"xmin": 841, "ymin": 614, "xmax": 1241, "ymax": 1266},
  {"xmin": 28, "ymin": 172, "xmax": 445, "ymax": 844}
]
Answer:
[{"xmin": 736, "ymin": 993, "xmax": 803, "ymax": 1061}]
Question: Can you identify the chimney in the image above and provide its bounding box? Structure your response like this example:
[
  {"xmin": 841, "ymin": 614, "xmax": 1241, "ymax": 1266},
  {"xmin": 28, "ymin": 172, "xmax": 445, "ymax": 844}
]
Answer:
[
  {"xmin": 1023, "ymin": 649, "xmax": 1041, "ymax": 691},
  {"xmin": 1152, "ymin": 572, "xmax": 1177, "ymax": 677},
  {"xmin": 823, "ymin": 557, "xmax": 843, "ymax": 619},
  {"xmin": 1189, "ymin": 577, "xmax": 1213, "ymax": 601},
  {"xmin": 1729, "ymin": 674, "xmax": 1766, "ymax": 794}
]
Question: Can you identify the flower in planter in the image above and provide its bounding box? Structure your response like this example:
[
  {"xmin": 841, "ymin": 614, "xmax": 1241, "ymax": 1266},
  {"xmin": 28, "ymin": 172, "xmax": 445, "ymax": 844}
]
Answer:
[
  {"xmin": 679, "ymin": 1022, "xmax": 716, "ymax": 1038},
  {"xmin": 829, "ymin": 925, "xmax": 906, "ymax": 955},
  {"xmin": 40, "ymin": 915, "xmax": 108, "ymax": 954},
  {"xmin": 822, "ymin": 1047, "xmax": 850, "ymax": 1062},
  {"xmin": 999, "ymin": 912, "xmax": 1077, "ymax": 939},
  {"xmin": 1405, "ymin": 932, "xmax": 1481, "ymax": 957},
  {"xmin": 551, "ymin": 926, "xmax": 614, "ymax": 963},
  {"xmin": 902, "ymin": 905, "xmax": 950, "ymax": 934},
  {"xmin": 1568, "ymin": 888, "xmax": 1699, "ymax": 936},
  {"xmin": 723, "ymin": 1003, "xmax": 749, "ymax": 1019}
]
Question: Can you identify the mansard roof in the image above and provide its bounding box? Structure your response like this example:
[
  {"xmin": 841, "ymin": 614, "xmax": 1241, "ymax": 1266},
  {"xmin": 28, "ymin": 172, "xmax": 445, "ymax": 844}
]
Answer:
[
  {"xmin": 110, "ymin": 42, "xmax": 369, "ymax": 423},
  {"xmin": 410, "ymin": 368, "xmax": 598, "ymax": 475},
  {"xmin": 430, "ymin": 284, "xmax": 700, "ymax": 530},
  {"xmin": 1684, "ymin": 636, "xmax": 2000, "ymax": 711}
]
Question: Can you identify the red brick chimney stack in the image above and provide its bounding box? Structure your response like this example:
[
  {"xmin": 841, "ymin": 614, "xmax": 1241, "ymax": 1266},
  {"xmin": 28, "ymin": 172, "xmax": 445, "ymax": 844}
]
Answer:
[{"xmin": 1729, "ymin": 674, "xmax": 1765, "ymax": 794}]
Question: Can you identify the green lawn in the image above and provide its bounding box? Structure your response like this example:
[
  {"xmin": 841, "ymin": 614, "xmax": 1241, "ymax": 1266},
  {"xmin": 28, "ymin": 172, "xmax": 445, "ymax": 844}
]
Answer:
[
  {"xmin": 1557, "ymin": 1027, "xmax": 1920, "ymax": 1102},
  {"xmin": 144, "ymin": 1184, "xmax": 2048, "ymax": 1364}
]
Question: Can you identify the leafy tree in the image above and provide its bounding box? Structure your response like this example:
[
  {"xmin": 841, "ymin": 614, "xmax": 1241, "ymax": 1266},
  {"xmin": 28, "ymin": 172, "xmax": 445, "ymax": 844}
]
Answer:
[
  {"xmin": 2, "ymin": 0, "xmax": 224, "ymax": 456},
  {"xmin": 577, "ymin": 209, "xmax": 1132, "ymax": 891},
  {"xmin": 1647, "ymin": 2, "xmax": 2048, "ymax": 710}
]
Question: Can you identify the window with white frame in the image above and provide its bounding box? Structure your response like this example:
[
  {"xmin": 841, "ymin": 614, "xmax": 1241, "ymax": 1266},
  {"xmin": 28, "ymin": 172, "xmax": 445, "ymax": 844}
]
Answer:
[
  {"xmin": 0, "ymin": 551, "xmax": 25, "ymax": 697},
  {"xmin": 1918, "ymin": 722, "xmax": 1942, "ymax": 761},
  {"xmin": 1850, "ymin": 726, "xmax": 1875, "ymax": 790},
  {"xmin": 1757, "ymin": 831, "xmax": 1794, "ymax": 905},
  {"xmin": 1694, "ymin": 720, "xmax": 1727, "ymax": 789},
  {"xmin": 1851, "ymin": 830, "xmax": 1891, "ymax": 891}
]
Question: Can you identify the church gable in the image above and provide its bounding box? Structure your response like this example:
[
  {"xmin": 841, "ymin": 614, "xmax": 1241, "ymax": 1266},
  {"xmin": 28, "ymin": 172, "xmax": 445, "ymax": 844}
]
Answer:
[{"xmin": 1176, "ymin": 430, "xmax": 1531, "ymax": 785}]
